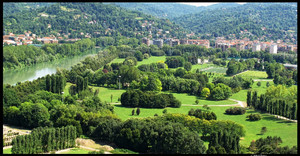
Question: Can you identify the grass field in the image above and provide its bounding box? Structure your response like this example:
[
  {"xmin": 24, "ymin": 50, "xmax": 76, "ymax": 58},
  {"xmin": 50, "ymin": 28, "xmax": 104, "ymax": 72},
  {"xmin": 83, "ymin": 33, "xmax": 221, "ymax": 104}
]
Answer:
[
  {"xmin": 110, "ymin": 56, "xmax": 166, "ymax": 67},
  {"xmin": 64, "ymin": 83, "xmax": 236, "ymax": 105},
  {"xmin": 207, "ymin": 106, "xmax": 297, "ymax": 147},
  {"xmin": 113, "ymin": 105, "xmax": 297, "ymax": 147},
  {"xmin": 190, "ymin": 63, "xmax": 214, "ymax": 72},
  {"xmin": 60, "ymin": 148, "xmax": 92, "ymax": 154},
  {"xmin": 202, "ymin": 66, "xmax": 228, "ymax": 73},
  {"xmin": 136, "ymin": 56, "xmax": 166, "ymax": 66},
  {"xmin": 62, "ymin": 73, "xmax": 296, "ymax": 148},
  {"xmin": 238, "ymin": 70, "xmax": 269, "ymax": 79},
  {"xmin": 3, "ymin": 148, "xmax": 12, "ymax": 154},
  {"xmin": 231, "ymin": 81, "xmax": 274, "ymax": 102}
]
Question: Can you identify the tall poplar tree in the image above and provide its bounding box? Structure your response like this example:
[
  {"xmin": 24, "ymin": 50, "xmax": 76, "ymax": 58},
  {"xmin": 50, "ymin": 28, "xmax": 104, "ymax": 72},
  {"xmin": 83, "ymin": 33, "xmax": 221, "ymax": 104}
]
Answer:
[{"xmin": 247, "ymin": 90, "xmax": 252, "ymax": 107}]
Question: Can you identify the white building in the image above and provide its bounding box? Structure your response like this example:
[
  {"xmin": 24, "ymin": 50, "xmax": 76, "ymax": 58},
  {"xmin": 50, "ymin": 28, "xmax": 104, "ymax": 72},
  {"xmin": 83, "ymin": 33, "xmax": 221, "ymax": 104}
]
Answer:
[
  {"xmin": 260, "ymin": 43, "xmax": 267, "ymax": 51},
  {"xmin": 252, "ymin": 43, "xmax": 261, "ymax": 52},
  {"xmin": 270, "ymin": 44, "xmax": 277, "ymax": 54}
]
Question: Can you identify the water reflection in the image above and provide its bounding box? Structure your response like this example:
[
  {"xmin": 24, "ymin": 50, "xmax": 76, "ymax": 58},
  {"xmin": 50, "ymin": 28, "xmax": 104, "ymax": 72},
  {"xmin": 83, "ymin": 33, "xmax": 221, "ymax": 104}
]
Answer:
[{"xmin": 3, "ymin": 48, "xmax": 100, "ymax": 85}]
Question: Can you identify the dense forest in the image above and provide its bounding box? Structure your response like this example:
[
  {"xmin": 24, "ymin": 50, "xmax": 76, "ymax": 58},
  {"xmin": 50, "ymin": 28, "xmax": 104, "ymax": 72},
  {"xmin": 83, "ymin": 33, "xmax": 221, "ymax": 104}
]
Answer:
[
  {"xmin": 173, "ymin": 3, "xmax": 297, "ymax": 42},
  {"xmin": 3, "ymin": 2, "xmax": 55, "ymax": 17},
  {"xmin": 3, "ymin": 3, "xmax": 187, "ymax": 39},
  {"xmin": 113, "ymin": 2, "xmax": 242, "ymax": 19}
]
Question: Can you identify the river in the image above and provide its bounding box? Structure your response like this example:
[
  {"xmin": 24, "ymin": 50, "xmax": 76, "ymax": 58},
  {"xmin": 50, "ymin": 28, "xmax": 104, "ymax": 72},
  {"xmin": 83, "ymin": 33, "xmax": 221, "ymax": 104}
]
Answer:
[{"xmin": 3, "ymin": 48, "xmax": 101, "ymax": 85}]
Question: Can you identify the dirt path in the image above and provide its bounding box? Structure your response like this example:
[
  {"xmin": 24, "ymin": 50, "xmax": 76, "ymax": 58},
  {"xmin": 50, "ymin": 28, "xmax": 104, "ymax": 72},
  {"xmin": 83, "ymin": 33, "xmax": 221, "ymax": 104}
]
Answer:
[
  {"xmin": 229, "ymin": 99, "xmax": 247, "ymax": 107},
  {"xmin": 3, "ymin": 146, "xmax": 12, "ymax": 149}
]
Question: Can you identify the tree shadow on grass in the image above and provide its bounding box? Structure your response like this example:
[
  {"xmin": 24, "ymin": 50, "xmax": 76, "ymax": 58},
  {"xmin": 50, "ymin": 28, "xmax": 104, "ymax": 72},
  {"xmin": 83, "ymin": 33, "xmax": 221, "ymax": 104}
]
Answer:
[
  {"xmin": 114, "ymin": 105, "xmax": 126, "ymax": 108},
  {"xmin": 256, "ymin": 133, "xmax": 264, "ymax": 136},
  {"xmin": 246, "ymin": 110, "xmax": 258, "ymax": 114},
  {"xmin": 245, "ymin": 119, "xmax": 260, "ymax": 122},
  {"xmin": 262, "ymin": 115, "xmax": 280, "ymax": 122},
  {"xmin": 276, "ymin": 120, "xmax": 295, "ymax": 124}
]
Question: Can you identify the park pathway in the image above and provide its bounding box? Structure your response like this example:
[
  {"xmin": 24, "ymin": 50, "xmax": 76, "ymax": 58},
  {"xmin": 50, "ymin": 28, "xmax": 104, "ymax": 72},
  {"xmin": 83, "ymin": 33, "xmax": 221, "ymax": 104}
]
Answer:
[{"xmin": 3, "ymin": 145, "xmax": 12, "ymax": 149}]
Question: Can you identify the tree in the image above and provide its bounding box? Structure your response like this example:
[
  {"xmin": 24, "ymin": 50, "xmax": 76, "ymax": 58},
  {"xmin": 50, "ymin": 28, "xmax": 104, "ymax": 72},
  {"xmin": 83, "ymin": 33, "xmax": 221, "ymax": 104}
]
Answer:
[
  {"xmin": 261, "ymin": 127, "xmax": 267, "ymax": 135},
  {"xmin": 252, "ymin": 91, "xmax": 258, "ymax": 109},
  {"xmin": 257, "ymin": 82, "xmax": 261, "ymax": 87},
  {"xmin": 136, "ymin": 107, "xmax": 140, "ymax": 115},
  {"xmin": 184, "ymin": 62, "xmax": 192, "ymax": 71},
  {"xmin": 207, "ymin": 146, "xmax": 217, "ymax": 154},
  {"xmin": 201, "ymin": 88, "xmax": 210, "ymax": 98},
  {"xmin": 134, "ymin": 51, "xmax": 144, "ymax": 61},
  {"xmin": 195, "ymin": 99, "xmax": 199, "ymax": 105},
  {"xmin": 163, "ymin": 109, "xmax": 167, "ymax": 114},
  {"xmin": 111, "ymin": 94, "xmax": 113, "ymax": 103},
  {"xmin": 247, "ymin": 90, "xmax": 252, "ymax": 108},
  {"xmin": 266, "ymin": 81, "xmax": 270, "ymax": 87},
  {"xmin": 132, "ymin": 109, "xmax": 135, "ymax": 116},
  {"xmin": 147, "ymin": 75, "xmax": 162, "ymax": 92}
]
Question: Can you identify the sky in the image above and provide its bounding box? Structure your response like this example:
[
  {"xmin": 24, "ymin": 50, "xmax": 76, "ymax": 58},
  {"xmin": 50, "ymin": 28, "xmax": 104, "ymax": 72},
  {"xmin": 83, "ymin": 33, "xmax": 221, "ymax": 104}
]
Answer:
[{"xmin": 180, "ymin": 2, "xmax": 246, "ymax": 7}]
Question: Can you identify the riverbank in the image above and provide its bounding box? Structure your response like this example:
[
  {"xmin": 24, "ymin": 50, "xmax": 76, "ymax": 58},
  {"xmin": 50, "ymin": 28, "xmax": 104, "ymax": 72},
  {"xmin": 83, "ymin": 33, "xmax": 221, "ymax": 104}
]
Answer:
[{"xmin": 3, "ymin": 48, "xmax": 101, "ymax": 85}]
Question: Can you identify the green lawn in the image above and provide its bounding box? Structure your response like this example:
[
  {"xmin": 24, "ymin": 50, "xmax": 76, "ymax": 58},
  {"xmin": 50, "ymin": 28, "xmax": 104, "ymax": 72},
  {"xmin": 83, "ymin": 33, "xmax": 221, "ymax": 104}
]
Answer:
[
  {"xmin": 202, "ymin": 66, "xmax": 228, "ymax": 73},
  {"xmin": 109, "ymin": 56, "xmax": 166, "ymax": 67},
  {"xmin": 64, "ymin": 83, "xmax": 236, "ymax": 105},
  {"xmin": 64, "ymin": 82, "xmax": 126, "ymax": 103},
  {"xmin": 162, "ymin": 91, "xmax": 236, "ymax": 105},
  {"xmin": 60, "ymin": 148, "xmax": 93, "ymax": 154},
  {"xmin": 136, "ymin": 56, "xmax": 166, "ymax": 66},
  {"xmin": 191, "ymin": 63, "xmax": 214, "ymax": 72},
  {"xmin": 238, "ymin": 70, "xmax": 269, "ymax": 79},
  {"xmin": 63, "ymin": 78, "xmax": 297, "ymax": 148},
  {"xmin": 113, "ymin": 104, "xmax": 297, "ymax": 147},
  {"xmin": 207, "ymin": 106, "xmax": 297, "ymax": 147},
  {"xmin": 231, "ymin": 81, "xmax": 274, "ymax": 102},
  {"xmin": 3, "ymin": 148, "xmax": 12, "ymax": 154},
  {"xmin": 109, "ymin": 58, "xmax": 125, "ymax": 64}
]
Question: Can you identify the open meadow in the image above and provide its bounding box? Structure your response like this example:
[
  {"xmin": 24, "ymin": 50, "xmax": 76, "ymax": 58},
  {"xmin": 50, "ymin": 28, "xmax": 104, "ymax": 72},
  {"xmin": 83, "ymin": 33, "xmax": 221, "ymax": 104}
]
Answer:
[
  {"xmin": 113, "ymin": 104, "xmax": 297, "ymax": 147},
  {"xmin": 3, "ymin": 148, "xmax": 12, "ymax": 154},
  {"xmin": 61, "ymin": 63, "xmax": 296, "ymax": 150},
  {"xmin": 238, "ymin": 70, "xmax": 269, "ymax": 79}
]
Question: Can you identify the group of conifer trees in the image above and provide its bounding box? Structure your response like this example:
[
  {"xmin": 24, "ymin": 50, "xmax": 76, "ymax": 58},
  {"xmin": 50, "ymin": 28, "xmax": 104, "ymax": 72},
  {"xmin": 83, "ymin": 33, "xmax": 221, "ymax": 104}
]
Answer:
[
  {"xmin": 45, "ymin": 74, "xmax": 66, "ymax": 94},
  {"xmin": 247, "ymin": 90, "xmax": 297, "ymax": 120},
  {"xmin": 207, "ymin": 130, "xmax": 240, "ymax": 154},
  {"xmin": 11, "ymin": 126, "xmax": 76, "ymax": 154}
]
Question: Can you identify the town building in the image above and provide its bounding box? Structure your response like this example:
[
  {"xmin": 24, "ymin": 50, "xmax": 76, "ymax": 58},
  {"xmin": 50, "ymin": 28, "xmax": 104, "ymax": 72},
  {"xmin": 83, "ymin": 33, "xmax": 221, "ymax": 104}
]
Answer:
[
  {"xmin": 142, "ymin": 38, "xmax": 150, "ymax": 46},
  {"xmin": 270, "ymin": 44, "xmax": 278, "ymax": 54},
  {"xmin": 252, "ymin": 43, "xmax": 261, "ymax": 52},
  {"xmin": 153, "ymin": 39, "xmax": 163, "ymax": 48}
]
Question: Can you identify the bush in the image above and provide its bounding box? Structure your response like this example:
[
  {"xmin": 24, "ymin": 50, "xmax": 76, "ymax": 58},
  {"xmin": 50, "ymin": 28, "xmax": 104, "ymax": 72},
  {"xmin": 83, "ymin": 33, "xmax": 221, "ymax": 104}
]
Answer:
[
  {"xmin": 257, "ymin": 82, "xmax": 261, "ymax": 87},
  {"xmin": 225, "ymin": 107, "xmax": 246, "ymax": 115},
  {"xmin": 247, "ymin": 114, "xmax": 262, "ymax": 121}
]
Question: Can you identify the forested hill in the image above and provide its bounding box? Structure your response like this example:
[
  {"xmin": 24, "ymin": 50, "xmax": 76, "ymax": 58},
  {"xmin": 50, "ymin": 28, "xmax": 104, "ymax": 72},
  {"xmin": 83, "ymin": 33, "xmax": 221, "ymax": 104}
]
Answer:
[
  {"xmin": 3, "ymin": 2, "xmax": 55, "ymax": 17},
  {"xmin": 173, "ymin": 3, "xmax": 297, "ymax": 42},
  {"xmin": 3, "ymin": 3, "xmax": 187, "ymax": 39},
  {"xmin": 112, "ymin": 2, "xmax": 242, "ymax": 19},
  {"xmin": 111, "ymin": 3, "xmax": 201, "ymax": 19}
]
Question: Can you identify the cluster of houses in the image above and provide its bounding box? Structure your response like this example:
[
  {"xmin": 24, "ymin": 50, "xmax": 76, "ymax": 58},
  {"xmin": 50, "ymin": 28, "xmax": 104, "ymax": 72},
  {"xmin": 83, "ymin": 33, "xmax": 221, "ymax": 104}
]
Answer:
[
  {"xmin": 3, "ymin": 31, "xmax": 58, "ymax": 46},
  {"xmin": 215, "ymin": 37, "xmax": 297, "ymax": 54},
  {"xmin": 142, "ymin": 38, "xmax": 210, "ymax": 48}
]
